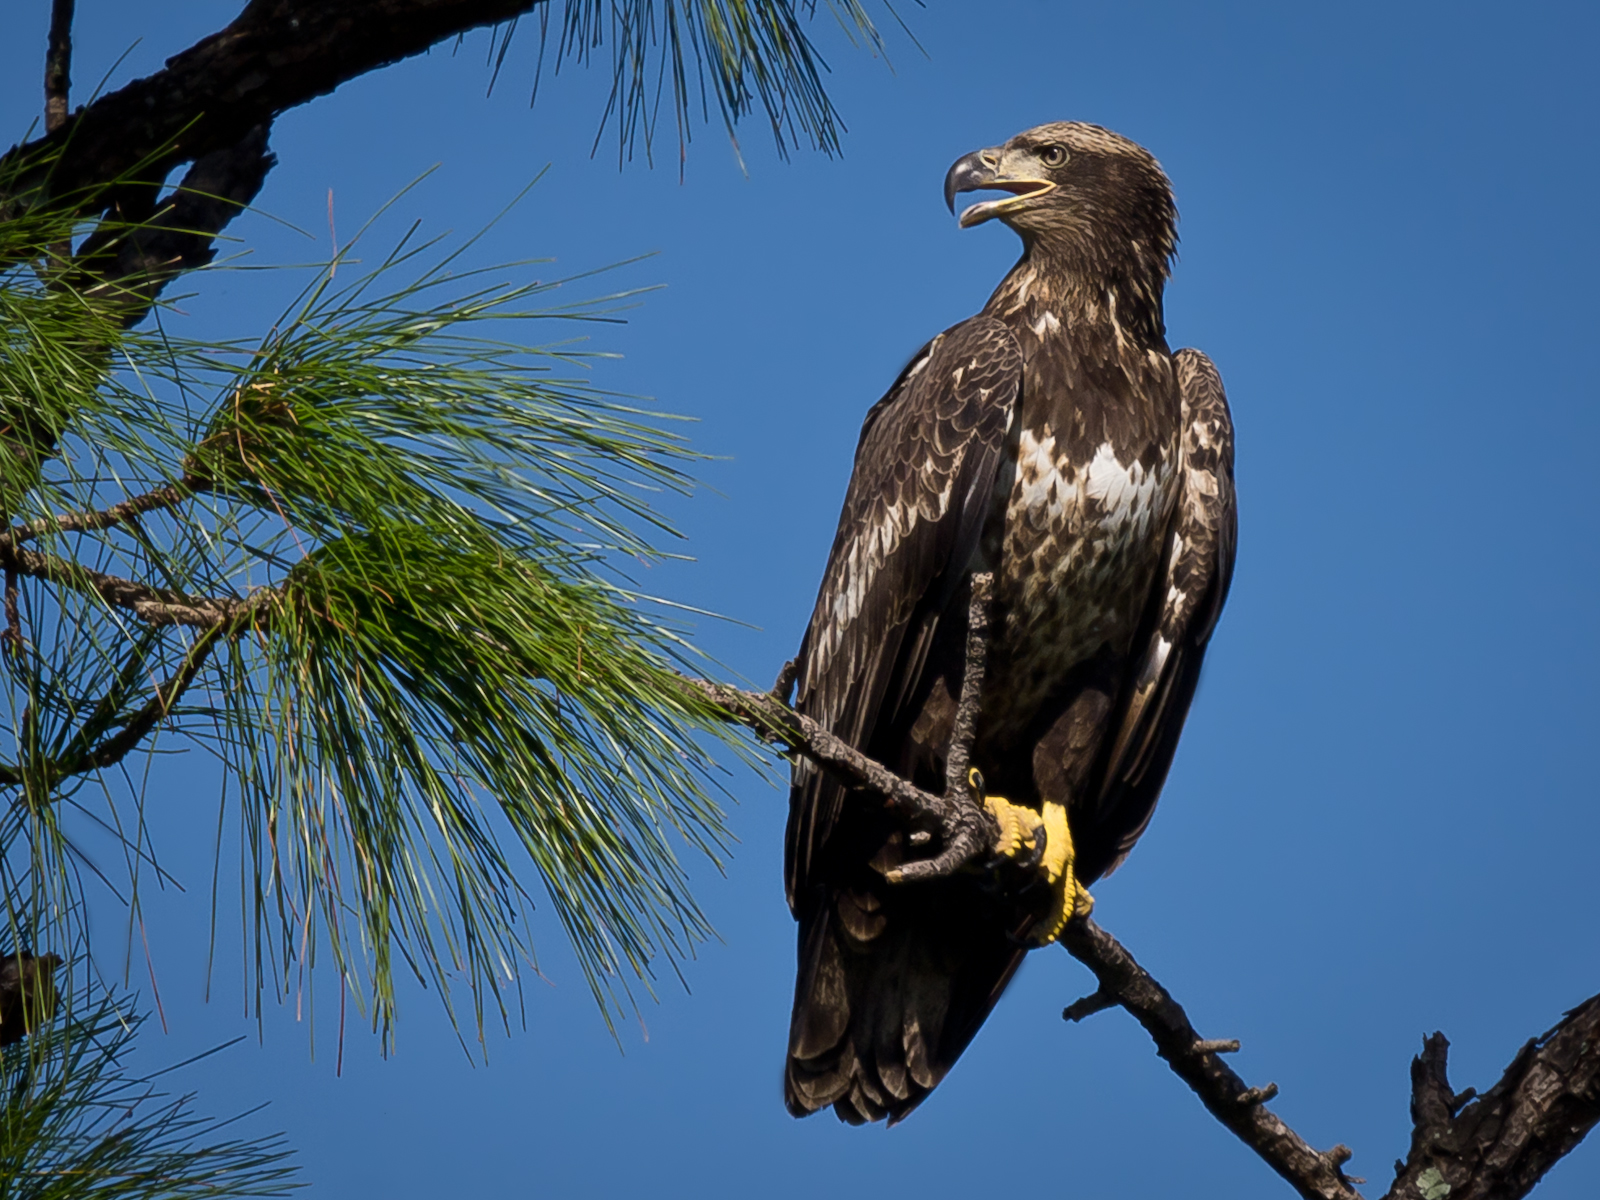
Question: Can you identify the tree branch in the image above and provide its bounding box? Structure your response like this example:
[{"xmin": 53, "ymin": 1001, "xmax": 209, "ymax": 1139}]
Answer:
[
  {"xmin": 73, "ymin": 125, "xmax": 278, "ymax": 327},
  {"xmin": 1, "ymin": 565, "xmax": 19, "ymax": 655},
  {"xmin": 43, "ymin": 0, "xmax": 74, "ymax": 135},
  {"xmin": 55, "ymin": 625, "xmax": 224, "ymax": 778},
  {"xmin": 1384, "ymin": 1001, "xmax": 1600, "ymax": 1200},
  {"xmin": 891, "ymin": 570, "xmax": 997, "ymax": 884},
  {"xmin": 942, "ymin": 571, "xmax": 992, "ymax": 797},
  {"xmin": 692, "ymin": 574, "xmax": 1001, "ymax": 884},
  {"xmin": 8, "ymin": 0, "xmax": 545, "ymax": 214},
  {"xmin": 3, "ymin": 477, "xmax": 198, "ymax": 547},
  {"xmin": 1058, "ymin": 918, "xmax": 1363, "ymax": 1200},
  {"xmin": 0, "ymin": 540, "xmax": 271, "ymax": 629},
  {"xmin": 691, "ymin": 678, "xmax": 955, "ymax": 830}
]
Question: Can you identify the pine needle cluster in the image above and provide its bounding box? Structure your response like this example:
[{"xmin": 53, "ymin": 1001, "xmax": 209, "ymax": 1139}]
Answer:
[{"xmin": 0, "ymin": 185, "xmax": 743, "ymax": 1054}]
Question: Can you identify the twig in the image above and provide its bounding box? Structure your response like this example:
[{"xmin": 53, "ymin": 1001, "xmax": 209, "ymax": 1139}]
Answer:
[
  {"xmin": 2, "ymin": 477, "xmax": 197, "ymax": 548},
  {"xmin": 890, "ymin": 571, "xmax": 998, "ymax": 884},
  {"xmin": 705, "ymin": 575, "xmax": 1002, "ymax": 887},
  {"xmin": 692, "ymin": 680, "xmax": 954, "ymax": 829},
  {"xmin": 770, "ymin": 658, "xmax": 798, "ymax": 703},
  {"xmin": 0, "ymin": 540, "xmax": 270, "ymax": 629},
  {"xmin": 1058, "ymin": 917, "xmax": 1363, "ymax": 1200},
  {"xmin": 44, "ymin": 0, "xmax": 74, "ymax": 135},
  {"xmin": 2, "ymin": 566, "xmax": 20, "ymax": 655},
  {"xmin": 1063, "ymin": 987, "xmax": 1117, "ymax": 1022},
  {"xmin": 56, "ymin": 626, "xmax": 223, "ymax": 777},
  {"xmin": 942, "ymin": 571, "xmax": 992, "ymax": 797}
]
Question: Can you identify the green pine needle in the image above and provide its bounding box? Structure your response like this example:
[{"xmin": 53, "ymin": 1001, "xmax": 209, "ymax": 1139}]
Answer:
[{"xmin": 2, "ymin": 194, "xmax": 749, "ymax": 1041}]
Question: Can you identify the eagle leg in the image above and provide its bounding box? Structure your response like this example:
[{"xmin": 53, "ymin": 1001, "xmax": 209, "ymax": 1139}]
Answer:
[{"xmin": 971, "ymin": 770, "xmax": 1093, "ymax": 946}]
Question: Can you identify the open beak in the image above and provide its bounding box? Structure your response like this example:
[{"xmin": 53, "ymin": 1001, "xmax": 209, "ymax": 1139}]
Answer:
[{"xmin": 944, "ymin": 149, "xmax": 1055, "ymax": 228}]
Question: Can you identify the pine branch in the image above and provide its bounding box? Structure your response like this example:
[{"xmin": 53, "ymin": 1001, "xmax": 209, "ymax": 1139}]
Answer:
[
  {"xmin": 0, "ymin": 540, "xmax": 272, "ymax": 629},
  {"xmin": 3, "ymin": 477, "xmax": 197, "ymax": 546},
  {"xmin": 53, "ymin": 625, "xmax": 223, "ymax": 778}
]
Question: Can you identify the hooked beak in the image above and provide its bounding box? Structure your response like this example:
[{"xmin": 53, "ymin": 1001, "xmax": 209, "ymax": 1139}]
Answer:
[{"xmin": 943, "ymin": 148, "xmax": 1056, "ymax": 228}]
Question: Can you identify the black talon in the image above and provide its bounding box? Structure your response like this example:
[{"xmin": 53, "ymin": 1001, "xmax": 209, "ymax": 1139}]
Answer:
[{"xmin": 1017, "ymin": 822, "xmax": 1048, "ymax": 872}]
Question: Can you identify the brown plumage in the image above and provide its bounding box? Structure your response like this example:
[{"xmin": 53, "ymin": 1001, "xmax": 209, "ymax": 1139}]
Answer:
[{"xmin": 784, "ymin": 122, "xmax": 1237, "ymax": 1124}]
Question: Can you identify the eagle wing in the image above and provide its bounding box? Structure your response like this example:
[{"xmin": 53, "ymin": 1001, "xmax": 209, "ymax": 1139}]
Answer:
[
  {"xmin": 1086, "ymin": 347, "xmax": 1237, "ymax": 877},
  {"xmin": 785, "ymin": 315, "xmax": 1022, "ymax": 909}
]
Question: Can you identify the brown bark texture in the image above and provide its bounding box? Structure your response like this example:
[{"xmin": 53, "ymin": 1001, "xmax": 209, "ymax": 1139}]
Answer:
[{"xmin": 8, "ymin": 0, "xmax": 540, "ymax": 212}]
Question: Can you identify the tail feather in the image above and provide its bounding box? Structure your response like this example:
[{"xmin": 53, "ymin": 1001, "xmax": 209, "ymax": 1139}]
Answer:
[{"xmin": 784, "ymin": 880, "xmax": 1023, "ymax": 1124}]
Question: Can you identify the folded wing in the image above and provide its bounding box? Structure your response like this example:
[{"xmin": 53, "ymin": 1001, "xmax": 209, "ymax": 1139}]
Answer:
[
  {"xmin": 1085, "ymin": 346, "xmax": 1237, "ymax": 879},
  {"xmin": 786, "ymin": 315, "xmax": 1023, "ymax": 907}
]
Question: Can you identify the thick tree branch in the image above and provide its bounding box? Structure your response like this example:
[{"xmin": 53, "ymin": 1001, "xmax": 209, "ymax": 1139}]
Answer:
[
  {"xmin": 1384, "ymin": 1001, "xmax": 1600, "ymax": 1200},
  {"xmin": 4, "ymin": 1, "xmax": 519, "ymax": 488},
  {"xmin": 73, "ymin": 125, "xmax": 278, "ymax": 327},
  {"xmin": 8, "ymin": 0, "xmax": 544, "ymax": 213}
]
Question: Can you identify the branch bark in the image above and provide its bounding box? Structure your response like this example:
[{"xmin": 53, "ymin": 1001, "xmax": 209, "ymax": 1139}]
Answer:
[
  {"xmin": 1058, "ymin": 918, "xmax": 1363, "ymax": 1200},
  {"xmin": 7, "ymin": 0, "xmax": 544, "ymax": 214},
  {"xmin": 1385, "ymin": 1003, "xmax": 1600, "ymax": 1200},
  {"xmin": 0, "ymin": 539, "xmax": 271, "ymax": 629},
  {"xmin": 4, "ymin": 477, "xmax": 198, "ymax": 546},
  {"xmin": 43, "ymin": 0, "xmax": 74, "ymax": 135},
  {"xmin": 72, "ymin": 125, "xmax": 278, "ymax": 327}
]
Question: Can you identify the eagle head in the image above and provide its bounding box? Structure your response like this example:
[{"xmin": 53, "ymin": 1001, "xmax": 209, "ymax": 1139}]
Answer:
[{"xmin": 944, "ymin": 122, "xmax": 1177, "ymax": 276}]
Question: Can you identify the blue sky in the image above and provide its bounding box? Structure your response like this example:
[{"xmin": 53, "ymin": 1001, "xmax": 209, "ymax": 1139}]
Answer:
[{"xmin": 4, "ymin": 1, "xmax": 1600, "ymax": 1196}]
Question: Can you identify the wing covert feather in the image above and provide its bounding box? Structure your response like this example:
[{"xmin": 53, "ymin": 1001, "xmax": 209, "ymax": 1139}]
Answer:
[{"xmin": 785, "ymin": 316, "xmax": 1022, "ymax": 908}]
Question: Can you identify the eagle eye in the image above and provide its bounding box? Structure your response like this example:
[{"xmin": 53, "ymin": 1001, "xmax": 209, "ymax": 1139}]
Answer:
[{"xmin": 1040, "ymin": 144, "xmax": 1069, "ymax": 168}]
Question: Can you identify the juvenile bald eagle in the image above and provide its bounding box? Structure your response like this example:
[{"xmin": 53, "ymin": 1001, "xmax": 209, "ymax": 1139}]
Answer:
[{"xmin": 784, "ymin": 123, "xmax": 1237, "ymax": 1124}]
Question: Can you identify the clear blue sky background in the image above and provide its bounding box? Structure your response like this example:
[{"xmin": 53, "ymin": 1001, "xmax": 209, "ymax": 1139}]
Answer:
[{"xmin": 4, "ymin": 2, "xmax": 1600, "ymax": 1196}]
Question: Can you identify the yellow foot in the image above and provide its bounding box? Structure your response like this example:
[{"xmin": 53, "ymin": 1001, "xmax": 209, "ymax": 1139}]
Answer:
[{"xmin": 970, "ymin": 769, "xmax": 1093, "ymax": 946}]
